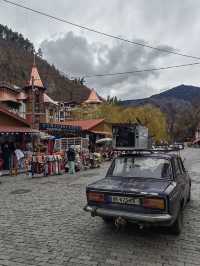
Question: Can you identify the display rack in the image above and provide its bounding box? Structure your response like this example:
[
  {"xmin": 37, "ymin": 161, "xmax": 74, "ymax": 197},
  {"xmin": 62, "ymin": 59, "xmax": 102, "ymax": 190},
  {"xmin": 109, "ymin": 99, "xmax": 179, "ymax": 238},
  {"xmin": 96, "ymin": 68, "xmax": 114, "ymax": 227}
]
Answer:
[{"xmin": 54, "ymin": 137, "xmax": 89, "ymax": 152}]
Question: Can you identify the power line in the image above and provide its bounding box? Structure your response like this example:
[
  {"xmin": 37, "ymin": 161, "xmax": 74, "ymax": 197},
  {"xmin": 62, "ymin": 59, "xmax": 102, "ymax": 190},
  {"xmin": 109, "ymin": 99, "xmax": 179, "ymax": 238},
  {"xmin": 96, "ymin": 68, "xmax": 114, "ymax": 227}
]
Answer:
[
  {"xmin": 84, "ymin": 62, "xmax": 200, "ymax": 78},
  {"xmin": 1, "ymin": 61, "xmax": 199, "ymax": 81},
  {"xmin": 2, "ymin": 0, "xmax": 200, "ymax": 61},
  {"xmin": 21, "ymin": 62, "xmax": 200, "ymax": 79}
]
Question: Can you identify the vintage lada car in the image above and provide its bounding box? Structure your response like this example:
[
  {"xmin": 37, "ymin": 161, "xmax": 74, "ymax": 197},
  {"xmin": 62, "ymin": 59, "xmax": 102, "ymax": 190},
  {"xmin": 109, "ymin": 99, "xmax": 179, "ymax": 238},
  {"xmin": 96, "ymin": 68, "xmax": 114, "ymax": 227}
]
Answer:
[{"xmin": 84, "ymin": 150, "xmax": 191, "ymax": 234}]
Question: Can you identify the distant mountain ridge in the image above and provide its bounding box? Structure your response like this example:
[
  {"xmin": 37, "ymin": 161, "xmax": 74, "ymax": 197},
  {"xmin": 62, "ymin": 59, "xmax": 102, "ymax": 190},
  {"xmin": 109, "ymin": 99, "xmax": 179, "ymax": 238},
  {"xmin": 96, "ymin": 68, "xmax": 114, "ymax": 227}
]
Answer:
[
  {"xmin": 121, "ymin": 84, "xmax": 200, "ymax": 141},
  {"xmin": 121, "ymin": 85, "xmax": 200, "ymax": 107}
]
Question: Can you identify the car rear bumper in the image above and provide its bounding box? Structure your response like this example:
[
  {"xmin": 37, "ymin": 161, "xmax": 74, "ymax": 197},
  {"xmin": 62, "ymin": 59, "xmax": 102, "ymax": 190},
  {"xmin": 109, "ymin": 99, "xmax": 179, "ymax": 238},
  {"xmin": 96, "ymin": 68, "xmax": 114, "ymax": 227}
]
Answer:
[{"xmin": 84, "ymin": 205, "xmax": 172, "ymax": 224}]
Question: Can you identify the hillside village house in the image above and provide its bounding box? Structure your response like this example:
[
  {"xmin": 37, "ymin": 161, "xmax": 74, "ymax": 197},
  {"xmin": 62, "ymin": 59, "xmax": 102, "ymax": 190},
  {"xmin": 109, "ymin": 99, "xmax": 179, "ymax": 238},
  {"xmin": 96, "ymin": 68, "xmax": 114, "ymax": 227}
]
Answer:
[
  {"xmin": 57, "ymin": 88, "xmax": 103, "ymax": 122},
  {"xmin": 82, "ymin": 88, "xmax": 103, "ymax": 106}
]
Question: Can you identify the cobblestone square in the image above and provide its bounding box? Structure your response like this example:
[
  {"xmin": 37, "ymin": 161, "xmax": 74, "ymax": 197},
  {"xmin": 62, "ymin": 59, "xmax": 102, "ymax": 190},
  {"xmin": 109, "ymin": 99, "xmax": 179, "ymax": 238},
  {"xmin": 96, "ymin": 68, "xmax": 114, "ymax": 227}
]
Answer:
[{"xmin": 0, "ymin": 148, "xmax": 199, "ymax": 266}]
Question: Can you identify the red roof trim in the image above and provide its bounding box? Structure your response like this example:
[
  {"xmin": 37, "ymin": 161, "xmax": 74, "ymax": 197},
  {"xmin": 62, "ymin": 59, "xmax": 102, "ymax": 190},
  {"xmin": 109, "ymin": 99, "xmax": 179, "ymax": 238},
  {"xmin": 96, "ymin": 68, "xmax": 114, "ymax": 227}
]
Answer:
[
  {"xmin": 0, "ymin": 126, "xmax": 38, "ymax": 133},
  {"xmin": 0, "ymin": 106, "xmax": 31, "ymax": 127}
]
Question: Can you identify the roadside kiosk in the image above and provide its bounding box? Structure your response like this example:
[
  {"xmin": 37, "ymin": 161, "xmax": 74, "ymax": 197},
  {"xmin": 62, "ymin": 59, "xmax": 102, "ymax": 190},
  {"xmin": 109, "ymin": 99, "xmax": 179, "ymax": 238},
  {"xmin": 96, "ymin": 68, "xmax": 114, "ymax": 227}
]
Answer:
[{"xmin": 112, "ymin": 123, "xmax": 150, "ymax": 150}]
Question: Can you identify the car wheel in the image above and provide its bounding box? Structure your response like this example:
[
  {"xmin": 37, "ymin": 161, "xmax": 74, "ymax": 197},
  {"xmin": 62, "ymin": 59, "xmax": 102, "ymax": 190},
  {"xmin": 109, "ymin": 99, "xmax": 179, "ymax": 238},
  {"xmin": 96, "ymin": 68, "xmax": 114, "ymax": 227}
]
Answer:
[{"xmin": 171, "ymin": 209, "xmax": 183, "ymax": 235}]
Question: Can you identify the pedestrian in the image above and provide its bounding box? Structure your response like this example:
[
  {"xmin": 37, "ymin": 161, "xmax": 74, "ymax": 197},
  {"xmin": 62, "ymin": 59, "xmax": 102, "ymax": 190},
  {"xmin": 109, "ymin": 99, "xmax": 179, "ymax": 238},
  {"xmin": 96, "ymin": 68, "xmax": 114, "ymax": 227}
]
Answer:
[
  {"xmin": 14, "ymin": 146, "xmax": 24, "ymax": 170},
  {"xmin": 2, "ymin": 143, "xmax": 11, "ymax": 170},
  {"xmin": 67, "ymin": 146, "xmax": 76, "ymax": 174}
]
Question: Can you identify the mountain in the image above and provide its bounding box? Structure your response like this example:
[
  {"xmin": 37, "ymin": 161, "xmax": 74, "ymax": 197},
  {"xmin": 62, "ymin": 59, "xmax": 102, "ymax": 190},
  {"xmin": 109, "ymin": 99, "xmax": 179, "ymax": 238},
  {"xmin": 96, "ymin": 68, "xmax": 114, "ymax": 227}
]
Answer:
[
  {"xmin": 0, "ymin": 24, "xmax": 91, "ymax": 103},
  {"xmin": 121, "ymin": 84, "xmax": 200, "ymax": 107},
  {"xmin": 121, "ymin": 85, "xmax": 200, "ymax": 141}
]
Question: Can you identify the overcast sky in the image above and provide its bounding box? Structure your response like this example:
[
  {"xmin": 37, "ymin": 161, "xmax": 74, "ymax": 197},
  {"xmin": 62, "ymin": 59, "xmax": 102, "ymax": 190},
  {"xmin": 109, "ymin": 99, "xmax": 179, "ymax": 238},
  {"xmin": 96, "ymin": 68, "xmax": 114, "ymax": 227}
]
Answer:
[{"xmin": 1, "ymin": 0, "xmax": 200, "ymax": 99}]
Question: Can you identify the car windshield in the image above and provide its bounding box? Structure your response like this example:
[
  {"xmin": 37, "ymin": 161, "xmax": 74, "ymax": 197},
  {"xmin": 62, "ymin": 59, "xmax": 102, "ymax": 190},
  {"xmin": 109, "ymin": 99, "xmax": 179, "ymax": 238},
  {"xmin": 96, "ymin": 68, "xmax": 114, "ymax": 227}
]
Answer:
[{"xmin": 109, "ymin": 157, "xmax": 172, "ymax": 179}]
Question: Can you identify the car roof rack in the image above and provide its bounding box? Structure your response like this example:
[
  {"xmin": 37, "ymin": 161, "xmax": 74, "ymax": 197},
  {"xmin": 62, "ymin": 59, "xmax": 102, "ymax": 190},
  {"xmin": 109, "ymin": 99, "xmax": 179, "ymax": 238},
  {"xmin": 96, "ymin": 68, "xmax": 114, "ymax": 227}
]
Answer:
[
  {"xmin": 151, "ymin": 148, "xmax": 181, "ymax": 155},
  {"xmin": 113, "ymin": 148, "xmax": 181, "ymax": 155},
  {"xmin": 113, "ymin": 148, "xmax": 153, "ymax": 153}
]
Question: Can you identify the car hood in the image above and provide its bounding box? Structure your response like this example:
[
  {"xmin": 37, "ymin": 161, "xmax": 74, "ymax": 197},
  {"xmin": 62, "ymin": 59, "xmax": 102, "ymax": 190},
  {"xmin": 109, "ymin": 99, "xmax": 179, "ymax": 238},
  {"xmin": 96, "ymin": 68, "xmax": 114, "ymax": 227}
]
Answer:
[{"xmin": 87, "ymin": 177, "xmax": 171, "ymax": 194}]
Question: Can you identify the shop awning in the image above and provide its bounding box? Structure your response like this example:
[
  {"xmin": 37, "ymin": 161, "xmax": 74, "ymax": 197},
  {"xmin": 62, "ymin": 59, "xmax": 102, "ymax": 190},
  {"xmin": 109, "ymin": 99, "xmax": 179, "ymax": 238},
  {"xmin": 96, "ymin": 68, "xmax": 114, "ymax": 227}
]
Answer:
[{"xmin": 0, "ymin": 126, "xmax": 39, "ymax": 134}]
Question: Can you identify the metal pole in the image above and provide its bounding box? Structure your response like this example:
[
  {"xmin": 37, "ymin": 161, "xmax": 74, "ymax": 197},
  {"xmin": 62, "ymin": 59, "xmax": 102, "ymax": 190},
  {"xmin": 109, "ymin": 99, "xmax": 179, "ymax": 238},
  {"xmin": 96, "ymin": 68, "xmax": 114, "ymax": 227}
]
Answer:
[{"xmin": 31, "ymin": 76, "xmax": 35, "ymax": 128}]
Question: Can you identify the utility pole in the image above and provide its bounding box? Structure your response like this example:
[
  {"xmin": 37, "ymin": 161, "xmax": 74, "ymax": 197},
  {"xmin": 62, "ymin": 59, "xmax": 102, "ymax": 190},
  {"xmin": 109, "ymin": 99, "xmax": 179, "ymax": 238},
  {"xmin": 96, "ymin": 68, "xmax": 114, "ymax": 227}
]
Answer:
[{"xmin": 31, "ymin": 76, "xmax": 35, "ymax": 128}]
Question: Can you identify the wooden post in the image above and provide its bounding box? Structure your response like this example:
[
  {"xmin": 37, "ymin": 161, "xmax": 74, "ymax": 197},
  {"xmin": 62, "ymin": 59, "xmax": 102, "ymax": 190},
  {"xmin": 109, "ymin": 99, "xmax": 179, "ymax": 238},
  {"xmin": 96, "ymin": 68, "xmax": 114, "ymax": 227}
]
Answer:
[{"xmin": 31, "ymin": 76, "xmax": 35, "ymax": 128}]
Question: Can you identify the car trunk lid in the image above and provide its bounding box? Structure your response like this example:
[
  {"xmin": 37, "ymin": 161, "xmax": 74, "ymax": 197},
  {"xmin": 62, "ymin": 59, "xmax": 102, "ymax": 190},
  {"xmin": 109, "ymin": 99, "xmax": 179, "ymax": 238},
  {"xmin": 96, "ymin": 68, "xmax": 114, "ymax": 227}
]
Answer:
[{"xmin": 87, "ymin": 177, "xmax": 171, "ymax": 195}]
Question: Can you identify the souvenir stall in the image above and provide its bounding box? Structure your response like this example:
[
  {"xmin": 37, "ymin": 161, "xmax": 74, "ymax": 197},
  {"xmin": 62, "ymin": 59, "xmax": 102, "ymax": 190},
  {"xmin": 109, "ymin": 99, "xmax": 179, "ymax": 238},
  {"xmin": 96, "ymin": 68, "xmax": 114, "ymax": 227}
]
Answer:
[
  {"xmin": 54, "ymin": 137, "xmax": 90, "ymax": 171},
  {"xmin": 0, "ymin": 131, "xmax": 39, "ymax": 175},
  {"xmin": 36, "ymin": 123, "xmax": 83, "ymax": 174},
  {"xmin": 0, "ymin": 107, "xmax": 40, "ymax": 175},
  {"xmin": 29, "ymin": 123, "xmax": 82, "ymax": 177},
  {"xmin": 30, "ymin": 135, "xmax": 65, "ymax": 177},
  {"xmin": 30, "ymin": 152, "xmax": 64, "ymax": 177}
]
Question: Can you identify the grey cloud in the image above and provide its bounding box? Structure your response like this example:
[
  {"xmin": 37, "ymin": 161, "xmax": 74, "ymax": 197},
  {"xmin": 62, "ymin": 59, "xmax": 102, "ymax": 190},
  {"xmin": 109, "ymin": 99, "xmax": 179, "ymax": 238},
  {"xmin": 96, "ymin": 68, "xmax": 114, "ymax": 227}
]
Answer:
[
  {"xmin": 1, "ymin": 0, "xmax": 200, "ymax": 99},
  {"xmin": 41, "ymin": 31, "xmax": 174, "ymax": 99}
]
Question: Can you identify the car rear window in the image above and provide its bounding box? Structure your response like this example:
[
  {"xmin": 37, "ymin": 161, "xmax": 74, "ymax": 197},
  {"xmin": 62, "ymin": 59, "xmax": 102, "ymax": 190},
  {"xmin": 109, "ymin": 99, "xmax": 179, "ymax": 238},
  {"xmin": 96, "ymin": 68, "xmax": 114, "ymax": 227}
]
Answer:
[{"xmin": 109, "ymin": 157, "xmax": 172, "ymax": 179}]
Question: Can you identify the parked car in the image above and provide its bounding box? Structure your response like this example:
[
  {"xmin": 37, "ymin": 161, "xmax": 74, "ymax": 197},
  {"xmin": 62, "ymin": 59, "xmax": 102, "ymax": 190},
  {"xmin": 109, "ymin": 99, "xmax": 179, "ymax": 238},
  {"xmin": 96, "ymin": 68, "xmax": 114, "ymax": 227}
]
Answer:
[{"xmin": 84, "ymin": 150, "xmax": 191, "ymax": 234}]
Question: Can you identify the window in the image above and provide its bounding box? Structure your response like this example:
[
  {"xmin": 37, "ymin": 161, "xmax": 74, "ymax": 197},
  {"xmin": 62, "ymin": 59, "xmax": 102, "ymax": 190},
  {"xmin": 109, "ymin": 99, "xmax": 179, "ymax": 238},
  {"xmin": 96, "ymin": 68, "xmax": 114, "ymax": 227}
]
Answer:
[
  {"xmin": 59, "ymin": 111, "xmax": 64, "ymax": 121},
  {"xmin": 109, "ymin": 157, "xmax": 172, "ymax": 179}
]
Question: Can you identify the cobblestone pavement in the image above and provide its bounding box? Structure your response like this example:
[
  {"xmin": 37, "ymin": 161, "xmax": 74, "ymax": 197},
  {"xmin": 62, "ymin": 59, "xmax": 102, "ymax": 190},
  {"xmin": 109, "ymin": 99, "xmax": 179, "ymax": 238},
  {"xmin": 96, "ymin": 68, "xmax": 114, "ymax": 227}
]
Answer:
[{"xmin": 0, "ymin": 148, "xmax": 199, "ymax": 266}]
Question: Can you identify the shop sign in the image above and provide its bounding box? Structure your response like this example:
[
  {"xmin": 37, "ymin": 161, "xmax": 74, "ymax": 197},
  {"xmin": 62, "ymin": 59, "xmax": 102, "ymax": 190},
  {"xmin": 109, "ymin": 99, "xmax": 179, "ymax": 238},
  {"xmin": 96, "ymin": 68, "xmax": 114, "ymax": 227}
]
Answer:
[{"xmin": 39, "ymin": 123, "xmax": 81, "ymax": 133}]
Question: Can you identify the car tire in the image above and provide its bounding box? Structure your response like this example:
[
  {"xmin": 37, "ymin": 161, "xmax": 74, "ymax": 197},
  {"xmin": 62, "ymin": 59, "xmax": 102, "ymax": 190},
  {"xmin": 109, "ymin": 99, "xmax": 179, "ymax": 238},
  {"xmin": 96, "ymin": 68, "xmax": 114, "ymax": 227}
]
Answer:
[{"xmin": 171, "ymin": 209, "xmax": 183, "ymax": 235}]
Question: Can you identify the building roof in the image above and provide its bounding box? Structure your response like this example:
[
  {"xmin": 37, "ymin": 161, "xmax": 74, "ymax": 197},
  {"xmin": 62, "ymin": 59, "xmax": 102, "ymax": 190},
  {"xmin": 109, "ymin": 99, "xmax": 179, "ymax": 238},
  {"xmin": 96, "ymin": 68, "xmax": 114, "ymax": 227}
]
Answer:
[
  {"xmin": 29, "ymin": 64, "xmax": 44, "ymax": 88},
  {"xmin": 84, "ymin": 89, "xmax": 103, "ymax": 104},
  {"xmin": 0, "ymin": 82, "xmax": 20, "ymax": 93},
  {"xmin": 44, "ymin": 93, "xmax": 58, "ymax": 105},
  {"xmin": 0, "ymin": 106, "xmax": 31, "ymax": 127},
  {"xmin": 0, "ymin": 93, "xmax": 18, "ymax": 103},
  {"xmin": 59, "ymin": 119, "xmax": 105, "ymax": 131}
]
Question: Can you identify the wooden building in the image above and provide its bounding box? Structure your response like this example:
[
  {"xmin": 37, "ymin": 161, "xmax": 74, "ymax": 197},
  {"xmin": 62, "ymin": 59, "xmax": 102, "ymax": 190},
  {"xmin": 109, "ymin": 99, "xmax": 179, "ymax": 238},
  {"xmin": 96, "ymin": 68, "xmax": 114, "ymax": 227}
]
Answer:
[
  {"xmin": 0, "ymin": 65, "xmax": 58, "ymax": 129},
  {"xmin": 59, "ymin": 118, "xmax": 112, "ymax": 139}
]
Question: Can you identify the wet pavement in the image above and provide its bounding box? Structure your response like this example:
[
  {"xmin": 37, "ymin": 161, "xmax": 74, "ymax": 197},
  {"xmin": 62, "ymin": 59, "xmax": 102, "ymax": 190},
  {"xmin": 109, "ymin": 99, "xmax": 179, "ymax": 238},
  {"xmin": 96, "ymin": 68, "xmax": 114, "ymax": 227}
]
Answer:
[{"xmin": 0, "ymin": 148, "xmax": 199, "ymax": 265}]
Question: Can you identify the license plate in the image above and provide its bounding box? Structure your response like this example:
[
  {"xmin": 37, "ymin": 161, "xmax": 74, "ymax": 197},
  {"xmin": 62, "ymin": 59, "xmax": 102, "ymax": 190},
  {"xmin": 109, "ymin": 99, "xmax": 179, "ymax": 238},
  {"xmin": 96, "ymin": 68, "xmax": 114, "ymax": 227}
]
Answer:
[{"xmin": 111, "ymin": 196, "xmax": 140, "ymax": 205}]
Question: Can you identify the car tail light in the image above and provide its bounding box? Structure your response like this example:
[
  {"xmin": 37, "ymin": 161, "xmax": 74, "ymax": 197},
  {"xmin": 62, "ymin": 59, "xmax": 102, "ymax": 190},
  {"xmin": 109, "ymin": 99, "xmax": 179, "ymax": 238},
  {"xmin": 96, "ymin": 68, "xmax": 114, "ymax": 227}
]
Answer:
[
  {"xmin": 143, "ymin": 198, "xmax": 165, "ymax": 209},
  {"xmin": 87, "ymin": 192, "xmax": 104, "ymax": 203}
]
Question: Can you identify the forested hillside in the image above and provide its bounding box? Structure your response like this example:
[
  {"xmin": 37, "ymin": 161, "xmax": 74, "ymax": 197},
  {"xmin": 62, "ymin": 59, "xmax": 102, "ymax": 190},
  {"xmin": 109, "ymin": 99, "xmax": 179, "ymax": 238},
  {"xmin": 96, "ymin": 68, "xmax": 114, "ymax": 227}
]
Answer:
[{"xmin": 0, "ymin": 24, "xmax": 91, "ymax": 103}]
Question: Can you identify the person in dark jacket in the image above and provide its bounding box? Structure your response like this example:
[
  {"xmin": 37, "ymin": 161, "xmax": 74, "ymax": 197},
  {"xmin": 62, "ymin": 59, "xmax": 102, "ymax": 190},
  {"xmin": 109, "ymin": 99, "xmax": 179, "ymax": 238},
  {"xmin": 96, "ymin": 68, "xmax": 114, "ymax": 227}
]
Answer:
[
  {"xmin": 2, "ymin": 143, "xmax": 11, "ymax": 170},
  {"xmin": 67, "ymin": 146, "xmax": 76, "ymax": 174}
]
